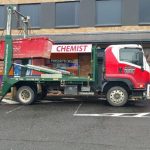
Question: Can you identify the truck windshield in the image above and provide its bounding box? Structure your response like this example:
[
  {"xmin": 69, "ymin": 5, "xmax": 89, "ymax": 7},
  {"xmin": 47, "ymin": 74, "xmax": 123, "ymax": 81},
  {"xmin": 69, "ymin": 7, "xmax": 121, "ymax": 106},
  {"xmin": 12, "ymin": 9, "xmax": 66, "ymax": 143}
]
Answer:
[{"xmin": 119, "ymin": 48, "xmax": 142, "ymax": 66}]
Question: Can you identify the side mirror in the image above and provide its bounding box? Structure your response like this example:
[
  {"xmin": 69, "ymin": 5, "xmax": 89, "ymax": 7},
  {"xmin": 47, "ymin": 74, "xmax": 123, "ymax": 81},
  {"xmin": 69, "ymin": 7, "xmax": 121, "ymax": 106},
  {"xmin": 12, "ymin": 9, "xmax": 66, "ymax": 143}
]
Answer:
[{"xmin": 138, "ymin": 51, "xmax": 144, "ymax": 69}]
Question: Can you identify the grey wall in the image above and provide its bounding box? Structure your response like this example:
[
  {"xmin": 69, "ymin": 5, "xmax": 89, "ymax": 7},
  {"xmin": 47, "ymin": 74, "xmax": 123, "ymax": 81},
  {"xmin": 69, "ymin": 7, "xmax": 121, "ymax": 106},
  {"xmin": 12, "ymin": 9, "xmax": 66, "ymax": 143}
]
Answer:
[
  {"xmin": 0, "ymin": 0, "xmax": 145, "ymax": 29},
  {"xmin": 41, "ymin": 3, "xmax": 55, "ymax": 28},
  {"xmin": 122, "ymin": 0, "xmax": 139, "ymax": 25},
  {"xmin": 80, "ymin": 0, "xmax": 95, "ymax": 27},
  {"xmin": 80, "ymin": 0, "xmax": 141, "ymax": 27}
]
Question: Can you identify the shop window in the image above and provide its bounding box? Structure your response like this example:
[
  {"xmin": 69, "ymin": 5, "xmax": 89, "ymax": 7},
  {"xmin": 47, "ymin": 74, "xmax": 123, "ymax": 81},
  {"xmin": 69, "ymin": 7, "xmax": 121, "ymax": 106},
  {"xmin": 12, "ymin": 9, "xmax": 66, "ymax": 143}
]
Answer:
[
  {"xmin": 96, "ymin": 0, "xmax": 122, "ymax": 26},
  {"xmin": 55, "ymin": 2, "xmax": 80, "ymax": 27},
  {"xmin": 0, "ymin": 6, "xmax": 5, "ymax": 28},
  {"xmin": 139, "ymin": 0, "xmax": 150, "ymax": 24},
  {"xmin": 18, "ymin": 4, "xmax": 41, "ymax": 28}
]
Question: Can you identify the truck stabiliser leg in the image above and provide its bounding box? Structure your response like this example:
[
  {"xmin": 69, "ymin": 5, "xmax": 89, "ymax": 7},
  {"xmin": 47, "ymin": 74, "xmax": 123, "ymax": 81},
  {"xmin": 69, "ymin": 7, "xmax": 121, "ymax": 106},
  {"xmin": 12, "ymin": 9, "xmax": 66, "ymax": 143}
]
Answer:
[{"xmin": 0, "ymin": 95, "xmax": 5, "ymax": 102}]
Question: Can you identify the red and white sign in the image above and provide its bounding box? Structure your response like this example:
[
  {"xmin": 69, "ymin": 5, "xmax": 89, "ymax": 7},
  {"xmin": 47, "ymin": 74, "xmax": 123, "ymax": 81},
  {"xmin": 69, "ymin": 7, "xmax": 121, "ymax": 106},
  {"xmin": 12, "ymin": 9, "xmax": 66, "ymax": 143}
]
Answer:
[{"xmin": 52, "ymin": 44, "xmax": 92, "ymax": 53}]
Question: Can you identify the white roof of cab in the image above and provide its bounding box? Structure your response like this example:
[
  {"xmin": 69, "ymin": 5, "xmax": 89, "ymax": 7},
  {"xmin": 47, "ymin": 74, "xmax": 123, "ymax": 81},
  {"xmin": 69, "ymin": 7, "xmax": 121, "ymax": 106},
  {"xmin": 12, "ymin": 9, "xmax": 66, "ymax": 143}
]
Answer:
[{"xmin": 108, "ymin": 44, "xmax": 142, "ymax": 49}]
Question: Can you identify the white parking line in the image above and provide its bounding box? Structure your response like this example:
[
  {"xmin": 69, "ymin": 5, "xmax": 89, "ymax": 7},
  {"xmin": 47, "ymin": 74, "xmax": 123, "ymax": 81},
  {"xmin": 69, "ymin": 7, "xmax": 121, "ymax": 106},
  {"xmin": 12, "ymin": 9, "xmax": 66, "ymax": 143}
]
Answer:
[
  {"xmin": 6, "ymin": 106, "xmax": 23, "ymax": 114},
  {"xmin": 74, "ymin": 112, "xmax": 150, "ymax": 118},
  {"xmin": 110, "ymin": 113, "xmax": 124, "ymax": 117},
  {"xmin": 134, "ymin": 113, "xmax": 150, "ymax": 117},
  {"xmin": 74, "ymin": 103, "xmax": 82, "ymax": 114},
  {"xmin": 2, "ymin": 99, "xmax": 150, "ymax": 118},
  {"xmin": 72, "ymin": 103, "xmax": 150, "ymax": 118}
]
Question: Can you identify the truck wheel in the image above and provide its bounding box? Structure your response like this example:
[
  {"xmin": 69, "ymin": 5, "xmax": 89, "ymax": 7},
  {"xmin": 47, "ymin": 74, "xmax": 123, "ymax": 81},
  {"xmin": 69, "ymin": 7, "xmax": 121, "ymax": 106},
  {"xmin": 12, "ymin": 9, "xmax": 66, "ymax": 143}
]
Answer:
[
  {"xmin": 16, "ymin": 86, "xmax": 36, "ymax": 105},
  {"xmin": 106, "ymin": 86, "xmax": 128, "ymax": 106}
]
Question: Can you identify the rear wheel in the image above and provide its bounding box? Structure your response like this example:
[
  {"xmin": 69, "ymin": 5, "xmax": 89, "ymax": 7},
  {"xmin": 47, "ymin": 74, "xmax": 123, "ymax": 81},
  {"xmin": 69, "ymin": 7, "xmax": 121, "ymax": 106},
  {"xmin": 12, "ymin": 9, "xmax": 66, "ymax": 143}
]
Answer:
[
  {"xmin": 106, "ymin": 86, "xmax": 128, "ymax": 106},
  {"xmin": 16, "ymin": 86, "xmax": 36, "ymax": 105}
]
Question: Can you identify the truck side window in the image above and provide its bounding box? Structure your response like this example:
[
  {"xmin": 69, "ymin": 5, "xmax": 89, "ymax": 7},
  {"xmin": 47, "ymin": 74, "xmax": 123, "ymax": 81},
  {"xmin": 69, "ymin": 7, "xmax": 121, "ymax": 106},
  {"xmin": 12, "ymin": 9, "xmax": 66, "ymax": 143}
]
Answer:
[{"xmin": 119, "ymin": 48, "xmax": 141, "ymax": 66}]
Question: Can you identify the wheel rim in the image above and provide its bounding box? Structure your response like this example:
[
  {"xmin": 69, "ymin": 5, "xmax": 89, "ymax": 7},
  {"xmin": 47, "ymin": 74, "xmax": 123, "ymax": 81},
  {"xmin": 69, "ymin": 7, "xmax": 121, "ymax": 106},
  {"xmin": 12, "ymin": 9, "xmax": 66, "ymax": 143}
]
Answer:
[
  {"xmin": 110, "ymin": 89, "xmax": 125, "ymax": 104},
  {"xmin": 19, "ymin": 89, "xmax": 31, "ymax": 103}
]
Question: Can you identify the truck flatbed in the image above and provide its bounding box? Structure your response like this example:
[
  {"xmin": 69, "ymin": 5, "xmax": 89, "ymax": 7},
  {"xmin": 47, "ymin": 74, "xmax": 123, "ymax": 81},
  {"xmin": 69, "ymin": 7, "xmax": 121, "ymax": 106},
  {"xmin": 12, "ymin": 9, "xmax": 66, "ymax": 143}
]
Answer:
[{"xmin": 12, "ymin": 75, "xmax": 94, "ymax": 82}]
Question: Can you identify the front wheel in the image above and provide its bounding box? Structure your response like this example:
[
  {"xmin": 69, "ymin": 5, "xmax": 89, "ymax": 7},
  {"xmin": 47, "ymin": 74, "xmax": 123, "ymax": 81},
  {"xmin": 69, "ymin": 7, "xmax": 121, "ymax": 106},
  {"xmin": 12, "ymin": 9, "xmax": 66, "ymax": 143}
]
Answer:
[
  {"xmin": 16, "ymin": 86, "xmax": 36, "ymax": 105},
  {"xmin": 106, "ymin": 86, "xmax": 128, "ymax": 107}
]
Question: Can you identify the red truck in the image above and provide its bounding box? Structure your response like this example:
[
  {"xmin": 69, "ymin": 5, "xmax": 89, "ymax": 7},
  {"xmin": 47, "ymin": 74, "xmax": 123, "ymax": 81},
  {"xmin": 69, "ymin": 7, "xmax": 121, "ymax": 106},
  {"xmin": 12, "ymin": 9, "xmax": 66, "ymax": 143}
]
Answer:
[
  {"xmin": 1, "ymin": 6, "xmax": 150, "ymax": 107},
  {"xmin": 1, "ymin": 40, "xmax": 150, "ymax": 107}
]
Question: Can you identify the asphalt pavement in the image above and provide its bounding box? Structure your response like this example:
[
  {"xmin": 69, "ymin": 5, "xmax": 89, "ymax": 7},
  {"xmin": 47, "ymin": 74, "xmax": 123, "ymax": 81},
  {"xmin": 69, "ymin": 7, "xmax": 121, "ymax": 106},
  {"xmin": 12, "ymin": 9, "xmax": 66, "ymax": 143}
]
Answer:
[{"xmin": 0, "ymin": 98, "xmax": 150, "ymax": 150}]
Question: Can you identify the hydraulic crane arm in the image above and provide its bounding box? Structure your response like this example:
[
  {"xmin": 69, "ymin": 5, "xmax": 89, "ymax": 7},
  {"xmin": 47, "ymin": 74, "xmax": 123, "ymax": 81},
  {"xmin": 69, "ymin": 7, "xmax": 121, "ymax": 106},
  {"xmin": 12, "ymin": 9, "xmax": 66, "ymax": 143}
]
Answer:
[{"xmin": 0, "ymin": 6, "xmax": 30, "ymax": 101}]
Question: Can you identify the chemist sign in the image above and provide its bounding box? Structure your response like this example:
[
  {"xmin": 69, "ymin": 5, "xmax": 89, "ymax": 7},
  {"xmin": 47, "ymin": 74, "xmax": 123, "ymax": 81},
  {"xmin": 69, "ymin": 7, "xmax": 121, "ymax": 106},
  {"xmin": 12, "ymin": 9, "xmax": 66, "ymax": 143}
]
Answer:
[{"xmin": 51, "ymin": 44, "xmax": 92, "ymax": 53}]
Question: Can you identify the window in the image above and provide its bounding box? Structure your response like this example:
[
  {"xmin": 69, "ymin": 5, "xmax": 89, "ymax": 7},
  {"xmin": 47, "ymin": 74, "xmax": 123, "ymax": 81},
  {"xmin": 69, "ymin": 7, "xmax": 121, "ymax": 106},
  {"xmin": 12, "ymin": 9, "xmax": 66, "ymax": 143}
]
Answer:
[
  {"xmin": 96, "ymin": 0, "xmax": 122, "ymax": 26},
  {"xmin": 56, "ymin": 2, "xmax": 80, "ymax": 27},
  {"xmin": 120, "ymin": 48, "xmax": 142, "ymax": 66},
  {"xmin": 0, "ymin": 6, "xmax": 5, "ymax": 28},
  {"xmin": 139, "ymin": 0, "xmax": 150, "ymax": 24},
  {"xmin": 19, "ymin": 4, "xmax": 41, "ymax": 28}
]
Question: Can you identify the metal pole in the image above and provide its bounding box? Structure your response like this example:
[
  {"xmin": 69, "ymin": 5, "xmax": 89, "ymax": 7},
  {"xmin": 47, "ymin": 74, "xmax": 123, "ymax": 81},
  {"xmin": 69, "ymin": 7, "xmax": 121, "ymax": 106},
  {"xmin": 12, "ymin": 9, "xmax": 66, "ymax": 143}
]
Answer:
[
  {"xmin": 14, "ymin": 9, "xmax": 27, "ymax": 18},
  {"xmin": 22, "ymin": 16, "xmax": 30, "ymax": 38},
  {"xmin": 6, "ymin": 7, "xmax": 12, "ymax": 35},
  {"xmin": 15, "ymin": 9, "xmax": 30, "ymax": 38}
]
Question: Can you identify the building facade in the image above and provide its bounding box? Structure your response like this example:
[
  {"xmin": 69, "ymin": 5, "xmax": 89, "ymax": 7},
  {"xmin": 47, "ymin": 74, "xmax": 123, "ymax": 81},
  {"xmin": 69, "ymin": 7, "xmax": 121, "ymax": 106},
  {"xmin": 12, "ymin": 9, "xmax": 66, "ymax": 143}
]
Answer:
[{"xmin": 1, "ymin": 0, "xmax": 150, "ymax": 62}]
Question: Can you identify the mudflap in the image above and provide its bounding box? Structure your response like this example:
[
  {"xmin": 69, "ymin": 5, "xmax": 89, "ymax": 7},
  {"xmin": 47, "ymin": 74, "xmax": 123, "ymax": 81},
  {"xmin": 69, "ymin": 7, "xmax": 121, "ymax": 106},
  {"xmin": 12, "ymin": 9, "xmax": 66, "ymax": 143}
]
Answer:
[{"xmin": 146, "ymin": 84, "xmax": 150, "ymax": 100}]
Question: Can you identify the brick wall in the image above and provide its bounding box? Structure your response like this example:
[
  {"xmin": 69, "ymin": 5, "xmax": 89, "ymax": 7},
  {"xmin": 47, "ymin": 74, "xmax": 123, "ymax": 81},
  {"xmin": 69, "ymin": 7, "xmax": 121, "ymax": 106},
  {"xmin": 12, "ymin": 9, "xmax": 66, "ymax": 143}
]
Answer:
[
  {"xmin": 0, "ymin": 0, "xmax": 74, "ymax": 4},
  {"xmin": 0, "ymin": 0, "xmax": 150, "ymax": 41},
  {"xmin": 1, "ymin": 26, "xmax": 150, "ymax": 36}
]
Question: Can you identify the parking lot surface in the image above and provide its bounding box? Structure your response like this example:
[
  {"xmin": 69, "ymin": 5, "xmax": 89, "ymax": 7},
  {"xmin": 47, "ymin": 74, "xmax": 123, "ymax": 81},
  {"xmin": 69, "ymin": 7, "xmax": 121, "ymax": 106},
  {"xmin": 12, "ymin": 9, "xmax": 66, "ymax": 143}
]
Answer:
[{"xmin": 0, "ymin": 98, "xmax": 150, "ymax": 150}]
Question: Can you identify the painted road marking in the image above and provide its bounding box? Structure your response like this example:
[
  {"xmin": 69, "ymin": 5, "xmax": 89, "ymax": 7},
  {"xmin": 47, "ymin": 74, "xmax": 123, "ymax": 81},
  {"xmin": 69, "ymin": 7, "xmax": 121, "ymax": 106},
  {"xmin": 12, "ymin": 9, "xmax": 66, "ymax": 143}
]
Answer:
[
  {"xmin": 74, "ymin": 103, "xmax": 82, "ymax": 114},
  {"xmin": 6, "ymin": 106, "xmax": 23, "ymax": 114},
  {"xmin": 73, "ymin": 102, "xmax": 150, "ymax": 118},
  {"xmin": 2, "ymin": 99, "xmax": 150, "ymax": 118},
  {"xmin": 134, "ymin": 113, "xmax": 150, "ymax": 117},
  {"xmin": 73, "ymin": 113, "xmax": 150, "ymax": 118}
]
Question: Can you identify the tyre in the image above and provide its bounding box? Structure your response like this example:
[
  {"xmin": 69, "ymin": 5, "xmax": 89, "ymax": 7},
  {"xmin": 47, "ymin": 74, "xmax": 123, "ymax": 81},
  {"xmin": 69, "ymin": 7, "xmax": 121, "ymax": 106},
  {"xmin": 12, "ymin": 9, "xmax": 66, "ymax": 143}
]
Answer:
[
  {"xmin": 106, "ymin": 86, "xmax": 128, "ymax": 107},
  {"xmin": 16, "ymin": 86, "xmax": 36, "ymax": 105}
]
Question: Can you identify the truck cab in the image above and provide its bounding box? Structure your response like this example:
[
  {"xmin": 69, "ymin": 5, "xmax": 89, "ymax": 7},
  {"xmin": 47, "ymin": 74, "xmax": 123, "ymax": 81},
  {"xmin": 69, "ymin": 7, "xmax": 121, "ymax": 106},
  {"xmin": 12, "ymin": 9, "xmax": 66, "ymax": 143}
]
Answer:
[{"xmin": 103, "ymin": 44, "xmax": 150, "ymax": 106}]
